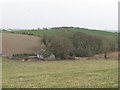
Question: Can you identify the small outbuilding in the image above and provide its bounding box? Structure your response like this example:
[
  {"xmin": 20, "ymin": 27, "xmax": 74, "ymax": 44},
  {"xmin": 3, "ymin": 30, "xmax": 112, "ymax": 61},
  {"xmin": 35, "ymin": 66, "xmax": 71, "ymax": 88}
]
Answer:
[{"xmin": 45, "ymin": 53, "xmax": 55, "ymax": 60}]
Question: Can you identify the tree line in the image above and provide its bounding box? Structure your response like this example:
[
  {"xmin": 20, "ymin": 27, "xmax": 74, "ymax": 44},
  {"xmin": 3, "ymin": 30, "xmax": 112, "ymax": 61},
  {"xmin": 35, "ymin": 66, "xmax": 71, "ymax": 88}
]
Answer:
[{"xmin": 42, "ymin": 31, "xmax": 117, "ymax": 59}]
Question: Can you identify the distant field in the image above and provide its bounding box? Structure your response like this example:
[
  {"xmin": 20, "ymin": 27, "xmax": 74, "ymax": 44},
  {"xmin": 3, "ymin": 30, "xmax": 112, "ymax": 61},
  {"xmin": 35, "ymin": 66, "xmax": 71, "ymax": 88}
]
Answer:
[
  {"xmin": 2, "ymin": 33, "xmax": 42, "ymax": 56},
  {"xmin": 14, "ymin": 28, "xmax": 118, "ymax": 40},
  {"xmin": 2, "ymin": 59, "xmax": 118, "ymax": 88}
]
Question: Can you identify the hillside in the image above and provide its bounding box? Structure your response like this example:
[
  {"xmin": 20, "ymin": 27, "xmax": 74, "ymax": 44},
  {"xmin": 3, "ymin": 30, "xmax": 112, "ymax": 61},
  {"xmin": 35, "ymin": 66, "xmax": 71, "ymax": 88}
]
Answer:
[
  {"xmin": 2, "ymin": 28, "xmax": 118, "ymax": 57},
  {"xmin": 14, "ymin": 28, "xmax": 118, "ymax": 40},
  {"xmin": 2, "ymin": 33, "xmax": 43, "ymax": 56}
]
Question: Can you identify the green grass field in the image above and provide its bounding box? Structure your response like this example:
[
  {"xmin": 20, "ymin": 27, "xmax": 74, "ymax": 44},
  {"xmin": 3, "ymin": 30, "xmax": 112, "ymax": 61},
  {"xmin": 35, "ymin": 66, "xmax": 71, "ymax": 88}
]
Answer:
[
  {"xmin": 2, "ymin": 59, "xmax": 118, "ymax": 88},
  {"xmin": 14, "ymin": 28, "xmax": 118, "ymax": 40}
]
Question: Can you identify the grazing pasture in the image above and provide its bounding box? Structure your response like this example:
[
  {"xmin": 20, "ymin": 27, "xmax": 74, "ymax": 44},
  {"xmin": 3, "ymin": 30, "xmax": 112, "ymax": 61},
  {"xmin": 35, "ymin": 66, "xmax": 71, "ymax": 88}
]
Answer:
[{"xmin": 2, "ymin": 59, "xmax": 118, "ymax": 88}]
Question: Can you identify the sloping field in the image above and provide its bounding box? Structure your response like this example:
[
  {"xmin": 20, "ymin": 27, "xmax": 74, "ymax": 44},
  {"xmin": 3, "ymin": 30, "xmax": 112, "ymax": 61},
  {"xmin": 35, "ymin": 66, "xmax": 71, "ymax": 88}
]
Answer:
[
  {"xmin": 2, "ymin": 33, "xmax": 42, "ymax": 56},
  {"xmin": 15, "ymin": 29, "xmax": 118, "ymax": 40}
]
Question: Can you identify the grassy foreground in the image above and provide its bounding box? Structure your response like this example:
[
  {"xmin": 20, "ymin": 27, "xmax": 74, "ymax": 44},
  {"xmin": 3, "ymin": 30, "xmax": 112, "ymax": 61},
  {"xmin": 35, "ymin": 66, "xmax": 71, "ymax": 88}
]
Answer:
[{"xmin": 2, "ymin": 59, "xmax": 118, "ymax": 88}]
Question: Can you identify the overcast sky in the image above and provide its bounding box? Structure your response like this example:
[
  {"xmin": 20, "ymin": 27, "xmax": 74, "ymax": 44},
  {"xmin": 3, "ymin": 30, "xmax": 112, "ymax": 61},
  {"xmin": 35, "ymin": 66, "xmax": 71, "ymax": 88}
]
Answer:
[{"xmin": 0, "ymin": 0, "xmax": 119, "ymax": 31}]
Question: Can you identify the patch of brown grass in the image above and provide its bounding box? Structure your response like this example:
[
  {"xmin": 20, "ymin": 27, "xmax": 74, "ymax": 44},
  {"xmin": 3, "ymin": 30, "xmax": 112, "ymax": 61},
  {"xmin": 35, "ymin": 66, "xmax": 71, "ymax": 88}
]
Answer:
[
  {"xmin": 108, "ymin": 52, "xmax": 119, "ymax": 60},
  {"xmin": 2, "ymin": 33, "xmax": 43, "ymax": 56},
  {"xmin": 92, "ymin": 52, "xmax": 119, "ymax": 60}
]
